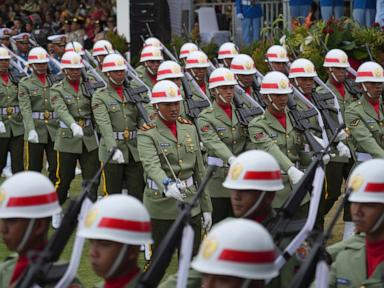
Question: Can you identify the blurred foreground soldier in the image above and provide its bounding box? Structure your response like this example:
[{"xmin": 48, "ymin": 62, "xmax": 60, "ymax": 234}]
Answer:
[
  {"xmin": 217, "ymin": 42, "xmax": 239, "ymax": 68},
  {"xmin": 91, "ymin": 39, "xmax": 114, "ymax": 82},
  {"xmin": 50, "ymin": 51, "xmax": 99, "ymax": 227},
  {"xmin": 0, "ymin": 171, "xmax": 82, "ymax": 287},
  {"xmin": 325, "ymin": 159, "xmax": 384, "ymax": 287},
  {"xmin": 179, "ymin": 43, "xmax": 199, "ymax": 67},
  {"xmin": 136, "ymin": 45, "xmax": 163, "ymax": 89},
  {"xmin": 92, "ymin": 53, "xmax": 145, "ymax": 199},
  {"xmin": 198, "ymin": 68, "xmax": 247, "ymax": 224},
  {"xmin": 137, "ymin": 80, "xmax": 212, "ymax": 256},
  {"xmin": 18, "ymin": 47, "xmax": 59, "ymax": 183},
  {"xmin": 0, "ymin": 47, "xmax": 24, "ymax": 174},
  {"xmin": 185, "ymin": 51, "xmax": 212, "ymax": 100},
  {"xmin": 248, "ymin": 72, "xmax": 311, "ymax": 213},
  {"xmin": 191, "ymin": 218, "xmax": 279, "ymax": 288},
  {"xmin": 265, "ymin": 45, "xmax": 289, "ymax": 74},
  {"xmin": 77, "ymin": 194, "xmax": 153, "ymax": 287}
]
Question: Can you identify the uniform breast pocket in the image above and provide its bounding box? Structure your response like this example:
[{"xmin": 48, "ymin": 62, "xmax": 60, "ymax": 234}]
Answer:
[
  {"xmin": 185, "ymin": 142, "xmax": 197, "ymax": 153},
  {"xmin": 64, "ymin": 96, "xmax": 75, "ymax": 105},
  {"xmin": 108, "ymin": 104, "xmax": 121, "ymax": 113},
  {"xmin": 60, "ymin": 128, "xmax": 73, "ymax": 138},
  {"xmin": 216, "ymin": 128, "xmax": 229, "ymax": 140}
]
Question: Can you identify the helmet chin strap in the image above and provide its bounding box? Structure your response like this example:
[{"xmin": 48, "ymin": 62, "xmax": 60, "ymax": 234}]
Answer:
[
  {"xmin": 240, "ymin": 279, "xmax": 251, "ymax": 288},
  {"xmin": 329, "ymin": 68, "xmax": 340, "ymax": 83},
  {"xmin": 235, "ymin": 75, "xmax": 246, "ymax": 88},
  {"xmin": 369, "ymin": 211, "xmax": 384, "ymax": 233},
  {"xmin": 267, "ymin": 94, "xmax": 281, "ymax": 111},
  {"xmin": 293, "ymin": 78, "xmax": 304, "ymax": 94},
  {"xmin": 190, "ymin": 68, "xmax": 203, "ymax": 82},
  {"xmin": 64, "ymin": 69, "xmax": 75, "ymax": 81},
  {"xmin": 214, "ymin": 88, "xmax": 228, "ymax": 104},
  {"xmin": 107, "ymin": 72, "xmax": 124, "ymax": 86},
  {"xmin": 144, "ymin": 62, "xmax": 156, "ymax": 75},
  {"xmin": 242, "ymin": 191, "xmax": 266, "ymax": 219},
  {"xmin": 106, "ymin": 244, "xmax": 129, "ymax": 279},
  {"xmin": 362, "ymin": 83, "xmax": 374, "ymax": 99},
  {"xmin": 16, "ymin": 219, "xmax": 36, "ymax": 253}
]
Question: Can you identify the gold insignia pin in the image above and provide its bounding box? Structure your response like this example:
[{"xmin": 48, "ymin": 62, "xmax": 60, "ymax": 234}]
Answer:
[
  {"xmin": 202, "ymin": 237, "xmax": 218, "ymax": 259},
  {"xmin": 84, "ymin": 208, "xmax": 98, "ymax": 228},
  {"xmin": 349, "ymin": 174, "xmax": 364, "ymax": 191},
  {"xmin": 230, "ymin": 163, "xmax": 243, "ymax": 180}
]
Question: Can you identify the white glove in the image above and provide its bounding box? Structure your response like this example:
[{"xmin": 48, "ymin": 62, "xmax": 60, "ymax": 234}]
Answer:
[
  {"xmin": 112, "ymin": 149, "xmax": 125, "ymax": 163},
  {"xmin": 0, "ymin": 121, "xmax": 5, "ymax": 133},
  {"xmin": 322, "ymin": 154, "xmax": 331, "ymax": 165},
  {"xmin": 28, "ymin": 129, "xmax": 39, "ymax": 143},
  {"xmin": 164, "ymin": 182, "xmax": 185, "ymax": 202},
  {"xmin": 337, "ymin": 142, "xmax": 351, "ymax": 158},
  {"xmin": 336, "ymin": 129, "xmax": 348, "ymax": 141},
  {"xmin": 202, "ymin": 212, "xmax": 212, "ymax": 231},
  {"xmin": 237, "ymin": 13, "xmax": 244, "ymax": 20},
  {"xmin": 176, "ymin": 180, "xmax": 187, "ymax": 192},
  {"xmin": 70, "ymin": 123, "xmax": 84, "ymax": 138},
  {"xmin": 287, "ymin": 166, "xmax": 304, "ymax": 185},
  {"xmin": 228, "ymin": 156, "xmax": 236, "ymax": 166}
]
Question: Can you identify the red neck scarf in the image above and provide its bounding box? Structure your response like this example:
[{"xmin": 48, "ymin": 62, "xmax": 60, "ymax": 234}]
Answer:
[
  {"xmin": 162, "ymin": 119, "xmax": 177, "ymax": 138},
  {"xmin": 10, "ymin": 255, "xmax": 29, "ymax": 285},
  {"xmin": 368, "ymin": 98, "xmax": 380, "ymax": 117},
  {"xmin": 252, "ymin": 213, "xmax": 268, "ymax": 224},
  {"xmin": 218, "ymin": 102, "xmax": 232, "ymax": 119},
  {"xmin": 199, "ymin": 82, "xmax": 206, "ymax": 94},
  {"xmin": 0, "ymin": 73, "xmax": 9, "ymax": 84},
  {"xmin": 244, "ymin": 86, "xmax": 252, "ymax": 96},
  {"xmin": 147, "ymin": 71, "xmax": 157, "ymax": 85},
  {"xmin": 366, "ymin": 238, "xmax": 384, "ymax": 277},
  {"xmin": 331, "ymin": 78, "xmax": 345, "ymax": 98},
  {"xmin": 37, "ymin": 74, "xmax": 46, "ymax": 85},
  {"xmin": 104, "ymin": 267, "xmax": 140, "ymax": 288},
  {"xmin": 69, "ymin": 80, "xmax": 80, "ymax": 93},
  {"xmin": 112, "ymin": 84, "xmax": 124, "ymax": 101},
  {"xmin": 271, "ymin": 110, "xmax": 287, "ymax": 129}
]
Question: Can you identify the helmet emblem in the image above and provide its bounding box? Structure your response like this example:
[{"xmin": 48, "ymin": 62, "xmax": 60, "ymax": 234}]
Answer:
[
  {"xmin": 202, "ymin": 237, "xmax": 218, "ymax": 259},
  {"xmin": 0, "ymin": 190, "xmax": 5, "ymax": 205},
  {"xmin": 279, "ymin": 80, "xmax": 288, "ymax": 89},
  {"xmin": 168, "ymin": 87, "xmax": 177, "ymax": 97},
  {"xmin": 305, "ymin": 65, "xmax": 314, "ymax": 73},
  {"xmin": 84, "ymin": 208, "xmax": 98, "ymax": 228},
  {"xmin": 340, "ymin": 55, "xmax": 347, "ymax": 63},
  {"xmin": 226, "ymin": 72, "xmax": 234, "ymax": 81},
  {"xmin": 279, "ymin": 51, "xmax": 286, "ymax": 58},
  {"xmin": 230, "ymin": 163, "xmax": 243, "ymax": 180},
  {"xmin": 245, "ymin": 61, "xmax": 252, "ymax": 70},
  {"xmin": 349, "ymin": 174, "xmax": 364, "ymax": 192},
  {"xmin": 374, "ymin": 68, "xmax": 383, "ymax": 78}
]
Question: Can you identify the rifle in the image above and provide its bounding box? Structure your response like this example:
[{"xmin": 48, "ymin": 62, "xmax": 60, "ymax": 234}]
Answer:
[
  {"xmin": 137, "ymin": 160, "xmax": 223, "ymax": 288},
  {"xmin": 288, "ymin": 186, "xmax": 353, "ymax": 288},
  {"xmin": 233, "ymin": 85, "xmax": 264, "ymax": 126},
  {"xmin": 16, "ymin": 149, "xmax": 116, "ymax": 288},
  {"xmin": 251, "ymin": 75, "xmax": 266, "ymax": 109},
  {"xmin": 80, "ymin": 66, "xmax": 105, "ymax": 98}
]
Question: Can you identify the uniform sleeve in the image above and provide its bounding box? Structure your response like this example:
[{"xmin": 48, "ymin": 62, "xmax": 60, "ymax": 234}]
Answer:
[
  {"xmin": 193, "ymin": 128, "xmax": 212, "ymax": 213},
  {"xmin": 92, "ymin": 92, "xmax": 117, "ymax": 151},
  {"xmin": 137, "ymin": 131, "xmax": 168, "ymax": 192},
  {"xmin": 248, "ymin": 117, "xmax": 294, "ymax": 172},
  {"xmin": 345, "ymin": 105, "xmax": 384, "ymax": 158},
  {"xmin": 198, "ymin": 113, "xmax": 233, "ymax": 162},
  {"xmin": 18, "ymin": 80, "xmax": 34, "ymax": 132},
  {"xmin": 50, "ymin": 87, "xmax": 76, "ymax": 127}
]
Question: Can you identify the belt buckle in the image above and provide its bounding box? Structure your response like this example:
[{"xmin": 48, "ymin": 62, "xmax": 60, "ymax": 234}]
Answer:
[
  {"xmin": 78, "ymin": 119, "xmax": 85, "ymax": 128},
  {"xmin": 123, "ymin": 128, "xmax": 130, "ymax": 140},
  {"xmin": 43, "ymin": 110, "xmax": 50, "ymax": 120},
  {"xmin": 6, "ymin": 107, "xmax": 13, "ymax": 115}
]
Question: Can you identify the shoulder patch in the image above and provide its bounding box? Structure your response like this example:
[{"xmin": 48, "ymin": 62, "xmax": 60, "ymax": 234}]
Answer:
[
  {"xmin": 19, "ymin": 75, "xmax": 31, "ymax": 82},
  {"xmin": 177, "ymin": 116, "xmax": 193, "ymax": 125},
  {"xmin": 200, "ymin": 124, "xmax": 211, "ymax": 132},
  {"xmin": 254, "ymin": 132, "xmax": 266, "ymax": 140},
  {"xmin": 349, "ymin": 119, "xmax": 360, "ymax": 127}
]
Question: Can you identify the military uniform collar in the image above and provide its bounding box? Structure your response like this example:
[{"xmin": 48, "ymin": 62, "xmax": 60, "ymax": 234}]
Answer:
[
  {"xmin": 212, "ymin": 100, "xmax": 238, "ymax": 126},
  {"xmin": 265, "ymin": 109, "xmax": 292, "ymax": 133},
  {"xmin": 361, "ymin": 96, "xmax": 383, "ymax": 120},
  {"xmin": 63, "ymin": 78, "xmax": 82, "ymax": 96},
  {"xmin": 326, "ymin": 78, "xmax": 351, "ymax": 101},
  {"xmin": 156, "ymin": 117, "xmax": 178, "ymax": 142},
  {"xmin": 30, "ymin": 73, "xmax": 48, "ymax": 88},
  {"xmin": 108, "ymin": 84, "xmax": 125, "ymax": 103}
]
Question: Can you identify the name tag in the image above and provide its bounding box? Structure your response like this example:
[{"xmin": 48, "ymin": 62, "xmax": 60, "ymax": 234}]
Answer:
[
  {"xmin": 160, "ymin": 143, "xmax": 170, "ymax": 148},
  {"xmin": 269, "ymin": 132, "xmax": 277, "ymax": 138},
  {"xmin": 336, "ymin": 278, "xmax": 350, "ymax": 286},
  {"xmin": 216, "ymin": 127, "xmax": 226, "ymax": 132},
  {"xmin": 366, "ymin": 119, "xmax": 376, "ymax": 124}
]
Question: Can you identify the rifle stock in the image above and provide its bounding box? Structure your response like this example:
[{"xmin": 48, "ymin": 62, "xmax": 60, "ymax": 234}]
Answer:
[{"xmin": 123, "ymin": 78, "xmax": 151, "ymax": 124}]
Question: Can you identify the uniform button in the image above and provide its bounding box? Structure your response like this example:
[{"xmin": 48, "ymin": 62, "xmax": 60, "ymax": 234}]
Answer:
[
  {"xmin": 179, "ymin": 159, "xmax": 183, "ymax": 164},
  {"xmin": 232, "ymin": 127, "xmax": 235, "ymax": 131},
  {"xmin": 154, "ymin": 192, "xmax": 158, "ymax": 196},
  {"xmin": 177, "ymin": 144, "xmax": 181, "ymax": 148},
  {"xmin": 219, "ymin": 132, "xmax": 224, "ymax": 136},
  {"xmin": 124, "ymin": 116, "xmax": 127, "ymax": 119},
  {"xmin": 62, "ymin": 132, "xmax": 65, "ymax": 136},
  {"xmin": 285, "ymin": 135, "xmax": 289, "ymax": 138},
  {"xmin": 233, "ymin": 140, "xmax": 237, "ymax": 144},
  {"xmin": 77, "ymin": 97, "xmax": 80, "ymax": 100},
  {"xmin": 287, "ymin": 149, "xmax": 290, "ymax": 153},
  {"xmin": 44, "ymin": 99, "xmax": 48, "ymax": 102},
  {"xmin": 164, "ymin": 149, "xmax": 168, "ymax": 152},
  {"xmin": 370, "ymin": 125, "xmax": 374, "ymax": 129}
]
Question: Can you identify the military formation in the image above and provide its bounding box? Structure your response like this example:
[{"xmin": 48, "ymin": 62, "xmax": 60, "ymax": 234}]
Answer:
[{"xmin": 0, "ymin": 28, "xmax": 383, "ymax": 288}]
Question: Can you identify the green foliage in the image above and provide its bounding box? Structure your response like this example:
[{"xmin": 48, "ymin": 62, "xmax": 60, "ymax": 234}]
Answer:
[{"xmin": 105, "ymin": 31, "xmax": 129, "ymax": 55}]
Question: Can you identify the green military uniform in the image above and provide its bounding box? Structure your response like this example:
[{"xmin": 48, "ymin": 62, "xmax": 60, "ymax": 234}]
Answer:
[
  {"xmin": 92, "ymin": 85, "xmax": 145, "ymax": 200},
  {"xmin": 135, "ymin": 65, "xmax": 157, "ymax": 89},
  {"xmin": 137, "ymin": 116, "xmax": 212, "ymax": 255},
  {"xmin": 316, "ymin": 80, "xmax": 355, "ymax": 219},
  {"xmin": 190, "ymin": 79, "xmax": 212, "ymax": 102},
  {"xmin": 198, "ymin": 101, "xmax": 247, "ymax": 224},
  {"xmin": 0, "ymin": 256, "xmax": 83, "ymax": 287},
  {"xmin": 0, "ymin": 75, "xmax": 24, "ymax": 173},
  {"xmin": 345, "ymin": 96, "xmax": 384, "ymax": 159},
  {"xmin": 18, "ymin": 73, "xmax": 59, "ymax": 183},
  {"xmin": 326, "ymin": 234, "xmax": 384, "ymax": 287},
  {"xmin": 248, "ymin": 110, "xmax": 311, "ymax": 210},
  {"xmin": 50, "ymin": 79, "xmax": 100, "ymax": 204},
  {"xmin": 94, "ymin": 271, "xmax": 141, "ymax": 288}
]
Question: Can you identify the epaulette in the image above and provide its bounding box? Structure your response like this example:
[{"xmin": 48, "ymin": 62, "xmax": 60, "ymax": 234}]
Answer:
[
  {"xmin": 51, "ymin": 81, "xmax": 63, "ymax": 88},
  {"xmin": 19, "ymin": 75, "xmax": 31, "ymax": 82},
  {"xmin": 139, "ymin": 123, "xmax": 156, "ymax": 131},
  {"xmin": 177, "ymin": 116, "xmax": 193, "ymax": 125}
]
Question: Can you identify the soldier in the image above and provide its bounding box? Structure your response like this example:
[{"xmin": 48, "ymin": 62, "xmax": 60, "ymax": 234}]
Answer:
[
  {"xmin": 11, "ymin": 33, "xmax": 31, "ymax": 62},
  {"xmin": 77, "ymin": 194, "xmax": 153, "ymax": 287},
  {"xmin": 217, "ymin": 42, "xmax": 239, "ymax": 68},
  {"xmin": 198, "ymin": 68, "xmax": 247, "ymax": 224},
  {"xmin": 191, "ymin": 219, "xmax": 279, "ymax": 288},
  {"xmin": 91, "ymin": 39, "xmax": 114, "ymax": 82},
  {"xmin": 64, "ymin": 41, "xmax": 84, "ymax": 57},
  {"xmin": 143, "ymin": 37, "xmax": 163, "ymax": 50},
  {"xmin": 0, "ymin": 171, "xmax": 82, "ymax": 287},
  {"xmin": 265, "ymin": 45, "xmax": 289, "ymax": 74},
  {"xmin": 185, "ymin": 50, "xmax": 212, "ymax": 100},
  {"xmin": 136, "ymin": 45, "xmax": 163, "ymax": 89},
  {"xmin": 326, "ymin": 159, "xmax": 384, "ymax": 287},
  {"xmin": 0, "ymin": 28, "xmax": 12, "ymax": 49},
  {"xmin": 179, "ymin": 42, "xmax": 199, "ymax": 67},
  {"xmin": 137, "ymin": 80, "xmax": 212, "ymax": 256},
  {"xmin": 50, "ymin": 51, "xmax": 99, "ymax": 227},
  {"xmin": 47, "ymin": 34, "xmax": 67, "ymax": 61},
  {"xmin": 18, "ymin": 47, "xmax": 59, "ymax": 184},
  {"xmin": 0, "ymin": 47, "xmax": 24, "ymax": 175},
  {"xmin": 248, "ymin": 71, "xmax": 311, "ymax": 213},
  {"xmin": 92, "ymin": 53, "xmax": 146, "ymax": 199}
]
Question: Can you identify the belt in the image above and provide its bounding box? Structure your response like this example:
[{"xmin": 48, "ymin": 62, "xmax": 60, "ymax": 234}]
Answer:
[
  {"xmin": 1, "ymin": 106, "xmax": 20, "ymax": 115},
  {"xmin": 32, "ymin": 111, "xmax": 58, "ymax": 120},
  {"xmin": 241, "ymin": 0, "xmax": 257, "ymax": 5},
  {"xmin": 114, "ymin": 129, "xmax": 137, "ymax": 140},
  {"xmin": 60, "ymin": 118, "xmax": 92, "ymax": 128},
  {"xmin": 356, "ymin": 152, "xmax": 372, "ymax": 162},
  {"xmin": 147, "ymin": 176, "xmax": 194, "ymax": 191}
]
